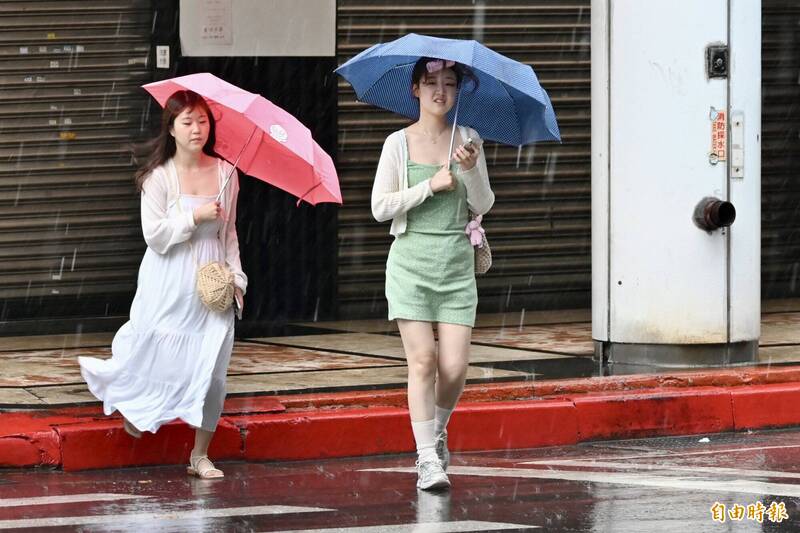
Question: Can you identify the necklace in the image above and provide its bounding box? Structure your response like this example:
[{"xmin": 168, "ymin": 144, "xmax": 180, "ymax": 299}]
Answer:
[{"xmin": 418, "ymin": 125, "xmax": 447, "ymax": 144}]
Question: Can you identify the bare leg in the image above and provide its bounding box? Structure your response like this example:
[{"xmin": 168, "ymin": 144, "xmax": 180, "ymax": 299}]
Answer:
[
  {"xmin": 188, "ymin": 428, "xmax": 223, "ymax": 479},
  {"xmin": 398, "ymin": 319, "xmax": 450, "ymax": 489},
  {"xmin": 192, "ymin": 428, "xmax": 215, "ymax": 457},
  {"xmin": 431, "ymin": 322, "xmax": 471, "ymax": 471},
  {"xmin": 122, "ymin": 417, "xmax": 142, "ymax": 439},
  {"xmin": 435, "ymin": 323, "xmax": 472, "ymax": 410},
  {"xmin": 397, "ymin": 319, "xmax": 437, "ymax": 421}
]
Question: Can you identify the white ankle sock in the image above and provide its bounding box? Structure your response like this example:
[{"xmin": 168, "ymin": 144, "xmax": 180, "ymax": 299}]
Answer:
[
  {"xmin": 411, "ymin": 419, "xmax": 437, "ymax": 461},
  {"xmin": 434, "ymin": 405, "xmax": 454, "ymax": 435}
]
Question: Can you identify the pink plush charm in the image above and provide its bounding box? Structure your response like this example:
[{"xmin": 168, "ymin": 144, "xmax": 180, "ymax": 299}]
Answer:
[{"xmin": 465, "ymin": 214, "xmax": 485, "ymax": 247}]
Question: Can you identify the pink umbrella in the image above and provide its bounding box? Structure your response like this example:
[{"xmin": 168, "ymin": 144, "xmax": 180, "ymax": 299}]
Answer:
[{"xmin": 142, "ymin": 73, "xmax": 341, "ymax": 206}]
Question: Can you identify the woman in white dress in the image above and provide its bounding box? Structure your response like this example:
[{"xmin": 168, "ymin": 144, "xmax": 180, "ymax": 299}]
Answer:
[{"xmin": 79, "ymin": 90, "xmax": 247, "ymax": 479}]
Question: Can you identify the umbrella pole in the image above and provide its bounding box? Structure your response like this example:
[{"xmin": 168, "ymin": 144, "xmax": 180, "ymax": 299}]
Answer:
[
  {"xmin": 216, "ymin": 125, "xmax": 259, "ymax": 203},
  {"xmin": 446, "ymin": 85, "xmax": 463, "ymax": 166}
]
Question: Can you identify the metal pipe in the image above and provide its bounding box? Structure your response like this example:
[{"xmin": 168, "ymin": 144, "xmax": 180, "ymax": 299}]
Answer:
[{"xmin": 693, "ymin": 197, "xmax": 736, "ymax": 231}]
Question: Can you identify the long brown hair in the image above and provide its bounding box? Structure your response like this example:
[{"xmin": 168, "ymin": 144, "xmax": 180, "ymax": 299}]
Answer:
[{"xmin": 134, "ymin": 90, "xmax": 217, "ymax": 191}]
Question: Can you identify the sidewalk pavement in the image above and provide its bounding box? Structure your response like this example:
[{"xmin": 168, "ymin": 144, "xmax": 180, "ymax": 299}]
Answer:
[{"xmin": 3, "ymin": 302, "xmax": 800, "ymax": 471}]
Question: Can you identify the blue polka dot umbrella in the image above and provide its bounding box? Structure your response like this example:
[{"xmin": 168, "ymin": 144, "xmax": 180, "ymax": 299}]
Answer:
[{"xmin": 335, "ymin": 33, "xmax": 561, "ymax": 148}]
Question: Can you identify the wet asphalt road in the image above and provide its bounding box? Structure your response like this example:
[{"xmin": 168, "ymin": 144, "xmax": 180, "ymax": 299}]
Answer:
[{"xmin": 4, "ymin": 429, "xmax": 800, "ymax": 532}]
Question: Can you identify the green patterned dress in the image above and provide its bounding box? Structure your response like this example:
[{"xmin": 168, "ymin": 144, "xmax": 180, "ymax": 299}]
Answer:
[{"xmin": 385, "ymin": 161, "xmax": 477, "ymax": 327}]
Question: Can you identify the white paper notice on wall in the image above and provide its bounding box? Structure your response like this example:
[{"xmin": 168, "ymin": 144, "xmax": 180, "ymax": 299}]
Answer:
[
  {"xmin": 180, "ymin": 0, "xmax": 335, "ymax": 57},
  {"xmin": 156, "ymin": 45, "xmax": 170, "ymax": 69},
  {"xmin": 200, "ymin": 0, "xmax": 233, "ymax": 45}
]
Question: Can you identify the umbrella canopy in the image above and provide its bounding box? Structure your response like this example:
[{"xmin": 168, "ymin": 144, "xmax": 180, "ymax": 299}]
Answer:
[
  {"xmin": 335, "ymin": 33, "xmax": 560, "ymax": 146},
  {"xmin": 143, "ymin": 73, "xmax": 341, "ymax": 205}
]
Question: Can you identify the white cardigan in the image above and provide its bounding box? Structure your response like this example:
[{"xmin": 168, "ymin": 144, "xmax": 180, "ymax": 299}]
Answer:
[
  {"xmin": 371, "ymin": 126, "xmax": 495, "ymax": 236},
  {"xmin": 140, "ymin": 157, "xmax": 248, "ymax": 293}
]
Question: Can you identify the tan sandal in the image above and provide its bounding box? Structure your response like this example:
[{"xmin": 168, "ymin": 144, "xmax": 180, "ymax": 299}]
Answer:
[
  {"xmin": 123, "ymin": 418, "xmax": 142, "ymax": 439},
  {"xmin": 187, "ymin": 454, "xmax": 224, "ymax": 479}
]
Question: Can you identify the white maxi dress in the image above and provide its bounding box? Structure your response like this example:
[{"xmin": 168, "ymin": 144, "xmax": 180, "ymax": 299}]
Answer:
[{"xmin": 79, "ymin": 160, "xmax": 238, "ymax": 433}]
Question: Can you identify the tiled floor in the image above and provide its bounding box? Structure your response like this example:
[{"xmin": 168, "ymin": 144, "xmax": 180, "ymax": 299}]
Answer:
[
  {"xmin": 2, "ymin": 303, "xmax": 800, "ymax": 407},
  {"xmin": 758, "ymin": 312, "xmax": 800, "ymax": 345},
  {"xmin": 470, "ymin": 323, "xmax": 594, "ymax": 356},
  {"xmin": 0, "ymin": 332, "xmax": 114, "ymax": 352}
]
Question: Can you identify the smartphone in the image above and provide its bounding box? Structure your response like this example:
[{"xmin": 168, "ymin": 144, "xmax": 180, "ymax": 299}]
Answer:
[
  {"xmin": 463, "ymin": 137, "xmax": 481, "ymax": 154},
  {"xmin": 233, "ymin": 295, "xmax": 243, "ymax": 320}
]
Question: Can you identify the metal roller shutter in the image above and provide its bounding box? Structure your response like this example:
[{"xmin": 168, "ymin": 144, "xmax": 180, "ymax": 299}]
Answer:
[
  {"xmin": 336, "ymin": 0, "xmax": 591, "ymax": 318},
  {"xmin": 762, "ymin": 0, "xmax": 800, "ymax": 299},
  {"xmin": 0, "ymin": 0, "xmax": 153, "ymax": 331}
]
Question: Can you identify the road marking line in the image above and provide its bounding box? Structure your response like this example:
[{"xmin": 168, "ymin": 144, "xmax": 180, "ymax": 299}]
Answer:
[
  {"xmin": 364, "ymin": 466, "xmax": 800, "ymax": 497},
  {"xmin": 0, "ymin": 505, "xmax": 331, "ymax": 530},
  {"xmin": 0, "ymin": 493, "xmax": 148, "ymax": 508},
  {"xmin": 272, "ymin": 521, "xmax": 539, "ymax": 532},
  {"xmin": 564, "ymin": 443, "xmax": 800, "ymax": 462},
  {"xmin": 519, "ymin": 459, "xmax": 800, "ymax": 479}
]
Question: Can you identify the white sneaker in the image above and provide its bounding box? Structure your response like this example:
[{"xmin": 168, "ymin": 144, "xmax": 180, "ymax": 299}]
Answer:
[
  {"xmin": 434, "ymin": 431, "xmax": 450, "ymax": 471},
  {"xmin": 415, "ymin": 458, "xmax": 450, "ymax": 491}
]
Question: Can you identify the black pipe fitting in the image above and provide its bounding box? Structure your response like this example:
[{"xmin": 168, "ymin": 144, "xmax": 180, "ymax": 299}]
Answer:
[{"xmin": 693, "ymin": 197, "xmax": 736, "ymax": 232}]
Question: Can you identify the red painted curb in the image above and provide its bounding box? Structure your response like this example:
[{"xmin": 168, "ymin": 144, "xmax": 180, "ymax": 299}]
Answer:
[
  {"xmin": 449, "ymin": 400, "xmax": 578, "ymax": 450},
  {"xmin": 239, "ymin": 407, "xmax": 413, "ymax": 461},
  {"xmin": 237, "ymin": 399, "xmax": 580, "ymax": 463},
  {"xmin": 731, "ymin": 382, "xmax": 800, "ymax": 430},
  {"xmin": 0, "ymin": 413, "xmax": 65, "ymax": 468},
  {"xmin": 60, "ymin": 419, "xmax": 242, "ymax": 472},
  {"xmin": 0, "ymin": 430, "xmax": 60, "ymax": 468},
  {"xmin": 570, "ymin": 387, "xmax": 735, "ymax": 441},
  {"xmin": 5, "ymin": 380, "xmax": 800, "ymax": 470},
  {"xmin": 274, "ymin": 365, "xmax": 800, "ymax": 410}
]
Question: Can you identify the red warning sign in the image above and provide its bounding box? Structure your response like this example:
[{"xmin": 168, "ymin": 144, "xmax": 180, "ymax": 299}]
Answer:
[{"xmin": 711, "ymin": 110, "xmax": 727, "ymax": 162}]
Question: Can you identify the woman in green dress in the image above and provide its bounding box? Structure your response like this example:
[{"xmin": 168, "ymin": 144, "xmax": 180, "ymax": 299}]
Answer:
[{"xmin": 371, "ymin": 57, "xmax": 494, "ymax": 490}]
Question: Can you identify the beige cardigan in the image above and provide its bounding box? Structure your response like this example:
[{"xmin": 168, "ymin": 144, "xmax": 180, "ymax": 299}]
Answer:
[
  {"xmin": 140, "ymin": 157, "xmax": 247, "ymax": 293},
  {"xmin": 371, "ymin": 126, "xmax": 495, "ymax": 236}
]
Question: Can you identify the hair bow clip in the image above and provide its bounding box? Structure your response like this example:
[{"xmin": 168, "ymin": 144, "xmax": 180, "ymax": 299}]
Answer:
[{"xmin": 426, "ymin": 59, "xmax": 456, "ymax": 73}]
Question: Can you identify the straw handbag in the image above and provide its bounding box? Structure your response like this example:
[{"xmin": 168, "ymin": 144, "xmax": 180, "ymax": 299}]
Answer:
[
  {"xmin": 474, "ymin": 234, "xmax": 492, "ymax": 275},
  {"xmin": 176, "ymin": 200, "xmax": 234, "ymax": 313},
  {"xmin": 195, "ymin": 260, "xmax": 234, "ymax": 312}
]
